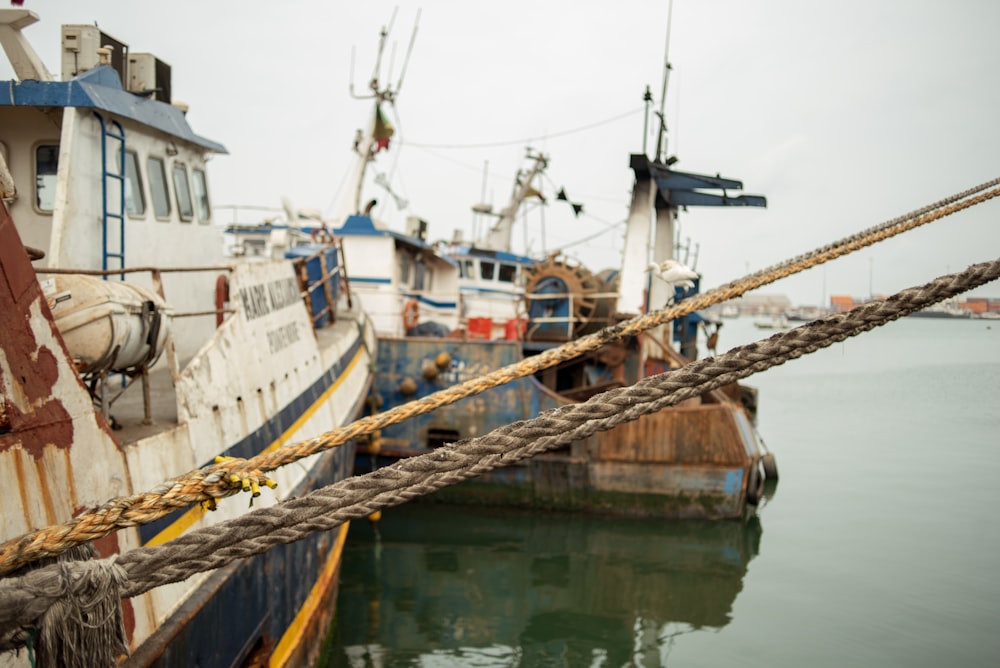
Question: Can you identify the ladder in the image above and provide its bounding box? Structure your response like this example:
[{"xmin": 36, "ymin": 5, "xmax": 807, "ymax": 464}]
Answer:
[{"xmin": 96, "ymin": 113, "xmax": 126, "ymax": 280}]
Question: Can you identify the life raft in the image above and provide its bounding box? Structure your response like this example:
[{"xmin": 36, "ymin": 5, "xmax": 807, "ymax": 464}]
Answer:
[
  {"xmin": 403, "ymin": 298, "xmax": 419, "ymax": 331},
  {"xmin": 44, "ymin": 274, "xmax": 171, "ymax": 377}
]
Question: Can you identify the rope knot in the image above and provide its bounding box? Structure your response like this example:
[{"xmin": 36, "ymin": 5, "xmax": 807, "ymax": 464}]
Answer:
[{"xmin": 201, "ymin": 457, "xmax": 277, "ymax": 510}]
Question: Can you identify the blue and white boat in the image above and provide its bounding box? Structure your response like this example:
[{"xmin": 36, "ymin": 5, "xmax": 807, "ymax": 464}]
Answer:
[
  {"xmin": 0, "ymin": 9, "xmax": 374, "ymax": 666},
  {"xmin": 329, "ymin": 23, "xmax": 776, "ymax": 520}
]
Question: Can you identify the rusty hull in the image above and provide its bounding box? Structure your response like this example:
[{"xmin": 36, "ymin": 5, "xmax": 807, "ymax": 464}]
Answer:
[{"xmin": 362, "ymin": 333, "xmax": 763, "ymax": 520}]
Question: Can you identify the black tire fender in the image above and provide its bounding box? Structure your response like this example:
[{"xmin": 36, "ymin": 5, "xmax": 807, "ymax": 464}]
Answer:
[
  {"xmin": 746, "ymin": 461, "xmax": 764, "ymax": 506},
  {"xmin": 761, "ymin": 452, "xmax": 779, "ymax": 481}
]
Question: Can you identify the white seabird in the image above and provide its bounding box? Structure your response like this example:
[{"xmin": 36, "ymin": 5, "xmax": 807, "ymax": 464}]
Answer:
[
  {"xmin": 647, "ymin": 259, "xmax": 699, "ymax": 306},
  {"xmin": 647, "ymin": 259, "xmax": 698, "ymax": 290}
]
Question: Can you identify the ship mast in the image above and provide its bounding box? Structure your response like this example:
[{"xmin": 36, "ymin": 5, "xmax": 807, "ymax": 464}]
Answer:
[
  {"xmin": 479, "ymin": 150, "xmax": 548, "ymax": 252},
  {"xmin": 618, "ymin": 0, "xmax": 675, "ymax": 314},
  {"xmin": 617, "ymin": 0, "xmax": 765, "ymax": 316},
  {"xmin": 339, "ymin": 10, "xmax": 419, "ymax": 220},
  {"xmin": 653, "ymin": 0, "xmax": 673, "ymax": 163}
]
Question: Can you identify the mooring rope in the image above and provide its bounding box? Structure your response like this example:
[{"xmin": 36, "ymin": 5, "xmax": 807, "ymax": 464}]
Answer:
[
  {"xmin": 0, "ymin": 545, "xmax": 127, "ymax": 667},
  {"xmin": 0, "ymin": 179, "xmax": 997, "ymax": 577},
  {"xmin": 115, "ymin": 256, "xmax": 1000, "ymax": 595},
  {"xmin": 0, "ymin": 256, "xmax": 995, "ymax": 639}
]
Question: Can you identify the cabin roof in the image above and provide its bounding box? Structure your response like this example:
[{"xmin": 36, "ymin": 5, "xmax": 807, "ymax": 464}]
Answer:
[
  {"xmin": 335, "ymin": 214, "xmax": 458, "ymax": 267},
  {"xmin": 0, "ymin": 66, "xmax": 227, "ymax": 154},
  {"xmin": 448, "ymin": 244, "xmax": 534, "ymax": 265}
]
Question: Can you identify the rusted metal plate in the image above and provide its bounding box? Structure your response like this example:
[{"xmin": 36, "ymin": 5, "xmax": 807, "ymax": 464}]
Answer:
[
  {"xmin": 373, "ymin": 338, "xmax": 538, "ymax": 454},
  {"xmin": 370, "ymin": 327, "xmax": 764, "ymax": 518},
  {"xmin": 595, "ymin": 404, "xmax": 748, "ymax": 466},
  {"xmin": 0, "ymin": 203, "xmax": 128, "ymax": 540}
]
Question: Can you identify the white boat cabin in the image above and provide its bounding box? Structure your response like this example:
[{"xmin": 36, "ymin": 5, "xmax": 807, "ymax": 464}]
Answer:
[
  {"xmin": 447, "ymin": 243, "xmax": 532, "ymax": 340},
  {"xmin": 334, "ymin": 214, "xmax": 460, "ymax": 337},
  {"xmin": 0, "ymin": 11, "xmax": 227, "ymax": 360}
]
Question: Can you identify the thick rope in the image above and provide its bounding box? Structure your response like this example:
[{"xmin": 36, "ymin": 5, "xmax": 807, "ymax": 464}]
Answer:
[
  {"xmin": 0, "ymin": 257, "xmax": 996, "ymax": 647},
  {"xmin": 0, "ymin": 545, "xmax": 128, "ymax": 668},
  {"xmin": 0, "ymin": 179, "xmax": 997, "ymax": 577},
  {"xmin": 254, "ymin": 181, "xmax": 1000, "ymax": 472},
  {"xmin": 110, "ymin": 257, "xmax": 1000, "ymax": 596}
]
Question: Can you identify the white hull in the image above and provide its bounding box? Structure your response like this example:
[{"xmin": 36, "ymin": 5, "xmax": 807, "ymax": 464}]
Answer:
[{"xmin": 0, "ymin": 10, "xmax": 376, "ymax": 665}]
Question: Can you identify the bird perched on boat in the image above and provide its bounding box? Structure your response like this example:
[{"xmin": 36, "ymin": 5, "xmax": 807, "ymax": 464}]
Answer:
[
  {"xmin": 647, "ymin": 259, "xmax": 698, "ymax": 290},
  {"xmin": 647, "ymin": 259, "xmax": 699, "ymax": 306}
]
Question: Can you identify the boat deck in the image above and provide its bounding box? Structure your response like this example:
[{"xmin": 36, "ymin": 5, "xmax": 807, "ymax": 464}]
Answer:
[
  {"xmin": 106, "ymin": 364, "xmax": 180, "ymax": 446},
  {"xmin": 106, "ymin": 312, "xmax": 366, "ymax": 447}
]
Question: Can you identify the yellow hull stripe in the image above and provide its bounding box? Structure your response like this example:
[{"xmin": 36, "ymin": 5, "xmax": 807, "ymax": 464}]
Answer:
[
  {"xmin": 262, "ymin": 344, "xmax": 364, "ymax": 455},
  {"xmin": 144, "ymin": 346, "xmax": 365, "ymax": 547},
  {"xmin": 269, "ymin": 521, "xmax": 350, "ymax": 667}
]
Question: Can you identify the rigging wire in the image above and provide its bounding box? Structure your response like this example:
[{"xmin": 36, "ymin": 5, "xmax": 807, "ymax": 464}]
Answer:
[
  {"xmin": 557, "ymin": 218, "xmax": 626, "ymax": 250},
  {"xmin": 405, "ymin": 106, "xmax": 644, "ymax": 149},
  {"xmin": 378, "ymin": 104, "xmax": 409, "ymax": 217},
  {"xmin": 323, "ymin": 161, "xmax": 354, "ymax": 219},
  {"xmin": 373, "ymin": 102, "xmax": 631, "ymax": 240},
  {"xmin": 395, "ymin": 8, "xmax": 421, "ymax": 96}
]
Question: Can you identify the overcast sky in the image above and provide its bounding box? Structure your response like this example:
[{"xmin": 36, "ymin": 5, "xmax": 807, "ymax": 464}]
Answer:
[{"xmin": 5, "ymin": 0, "xmax": 999, "ymax": 305}]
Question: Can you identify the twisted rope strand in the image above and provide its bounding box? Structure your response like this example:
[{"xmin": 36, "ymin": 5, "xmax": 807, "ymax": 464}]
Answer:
[
  {"xmin": 0, "ymin": 179, "xmax": 997, "ymax": 576},
  {"xmin": 114, "ymin": 258, "xmax": 1000, "ymax": 596},
  {"xmin": 0, "ymin": 259, "xmax": 996, "ymax": 637}
]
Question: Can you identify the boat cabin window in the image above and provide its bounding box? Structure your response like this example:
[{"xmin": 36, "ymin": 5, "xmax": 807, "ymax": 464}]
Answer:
[
  {"xmin": 243, "ymin": 238, "xmax": 266, "ymax": 256},
  {"xmin": 480, "ymin": 260, "xmax": 495, "ymax": 280},
  {"xmin": 498, "ymin": 263, "xmax": 517, "ymax": 283},
  {"xmin": 399, "ymin": 252, "xmax": 412, "ymax": 284},
  {"xmin": 192, "ymin": 168, "xmax": 211, "ymax": 223},
  {"xmin": 147, "ymin": 157, "xmax": 171, "ymax": 219},
  {"xmin": 122, "ymin": 150, "xmax": 146, "ymax": 216},
  {"xmin": 460, "ymin": 259, "xmax": 473, "ymax": 279},
  {"xmin": 34, "ymin": 144, "xmax": 59, "ymax": 212},
  {"xmin": 172, "ymin": 163, "xmax": 194, "ymax": 222},
  {"xmin": 414, "ymin": 258, "xmax": 427, "ymax": 291}
]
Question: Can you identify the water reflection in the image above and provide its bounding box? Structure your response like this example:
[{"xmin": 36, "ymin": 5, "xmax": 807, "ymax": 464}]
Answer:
[{"xmin": 326, "ymin": 500, "xmax": 767, "ymax": 667}]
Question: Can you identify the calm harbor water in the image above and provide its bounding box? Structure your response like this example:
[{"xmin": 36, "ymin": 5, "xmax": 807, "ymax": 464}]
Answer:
[{"xmin": 324, "ymin": 315, "xmax": 1000, "ymax": 667}]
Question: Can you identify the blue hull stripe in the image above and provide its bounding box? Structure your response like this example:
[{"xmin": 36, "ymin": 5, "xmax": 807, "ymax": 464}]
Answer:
[
  {"xmin": 349, "ymin": 276, "xmax": 392, "ymax": 284},
  {"xmin": 410, "ymin": 294, "xmax": 457, "ymax": 309},
  {"xmin": 137, "ymin": 335, "xmax": 364, "ymax": 545}
]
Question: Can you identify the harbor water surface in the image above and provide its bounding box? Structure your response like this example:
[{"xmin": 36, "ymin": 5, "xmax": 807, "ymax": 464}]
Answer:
[{"xmin": 325, "ymin": 315, "xmax": 1000, "ymax": 666}]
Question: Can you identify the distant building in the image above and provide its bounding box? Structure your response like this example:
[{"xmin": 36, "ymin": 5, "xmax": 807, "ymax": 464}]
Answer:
[
  {"xmin": 719, "ymin": 293, "xmax": 999, "ymax": 317},
  {"xmin": 720, "ymin": 294, "xmax": 791, "ymax": 316},
  {"xmin": 827, "ymin": 294, "xmax": 1000, "ymax": 315},
  {"xmin": 960, "ymin": 297, "xmax": 988, "ymax": 315},
  {"xmin": 829, "ymin": 295, "xmax": 856, "ymax": 312}
]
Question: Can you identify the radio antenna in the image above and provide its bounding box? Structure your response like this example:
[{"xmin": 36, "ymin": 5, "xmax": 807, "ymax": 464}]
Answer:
[
  {"xmin": 370, "ymin": 7, "xmax": 397, "ymax": 93},
  {"xmin": 395, "ymin": 8, "xmax": 421, "ymax": 96},
  {"xmin": 349, "ymin": 8, "xmax": 419, "ymax": 104},
  {"xmin": 654, "ymin": 0, "xmax": 674, "ymax": 162}
]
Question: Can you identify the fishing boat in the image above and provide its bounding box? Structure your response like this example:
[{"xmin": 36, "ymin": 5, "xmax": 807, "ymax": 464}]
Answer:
[
  {"xmin": 720, "ymin": 302, "xmax": 741, "ymax": 318},
  {"xmin": 784, "ymin": 305, "xmax": 829, "ymax": 322},
  {"xmin": 908, "ymin": 298, "xmax": 973, "ymax": 319},
  {"xmin": 753, "ymin": 314, "xmax": 792, "ymax": 329},
  {"xmin": 0, "ymin": 9, "xmax": 374, "ymax": 666},
  {"xmin": 331, "ymin": 23, "xmax": 776, "ymax": 520}
]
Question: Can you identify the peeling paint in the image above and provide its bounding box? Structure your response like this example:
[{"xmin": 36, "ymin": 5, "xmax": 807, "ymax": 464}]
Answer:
[{"xmin": 0, "ymin": 208, "xmax": 76, "ymax": 459}]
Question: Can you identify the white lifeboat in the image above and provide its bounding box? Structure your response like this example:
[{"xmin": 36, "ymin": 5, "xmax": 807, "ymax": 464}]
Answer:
[{"xmin": 42, "ymin": 274, "xmax": 171, "ymax": 377}]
